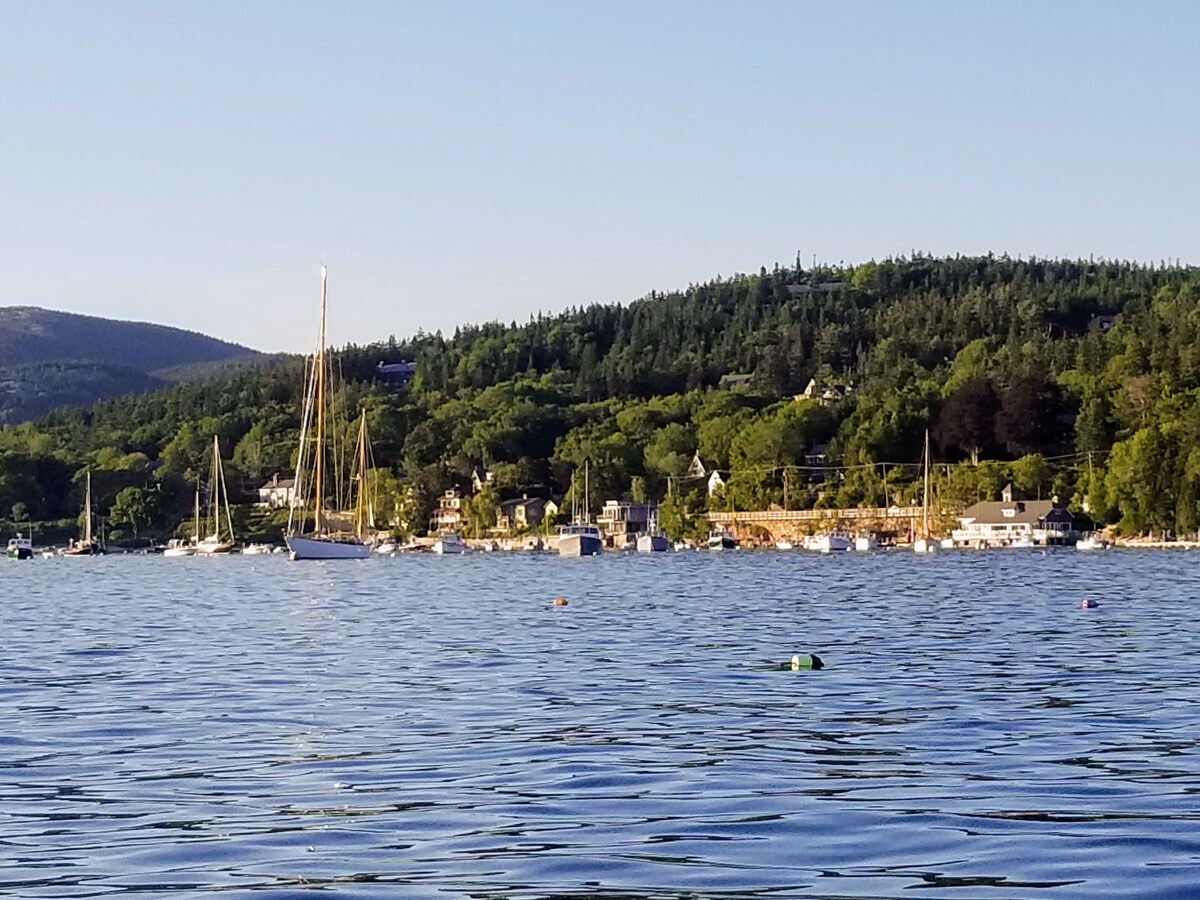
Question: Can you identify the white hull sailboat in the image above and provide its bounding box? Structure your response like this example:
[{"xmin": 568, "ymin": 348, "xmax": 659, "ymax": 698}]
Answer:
[
  {"xmin": 195, "ymin": 436, "xmax": 236, "ymax": 555},
  {"xmin": 285, "ymin": 266, "xmax": 373, "ymax": 561},
  {"xmin": 913, "ymin": 430, "xmax": 937, "ymax": 554}
]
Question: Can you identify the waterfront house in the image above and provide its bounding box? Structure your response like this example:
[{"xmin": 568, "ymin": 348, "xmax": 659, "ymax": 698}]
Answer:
[
  {"xmin": 431, "ymin": 488, "xmax": 466, "ymax": 531},
  {"xmin": 597, "ymin": 500, "xmax": 658, "ymax": 546},
  {"xmin": 951, "ymin": 484, "xmax": 1078, "ymax": 547},
  {"xmin": 494, "ymin": 495, "xmax": 558, "ymax": 533},
  {"xmin": 257, "ymin": 475, "xmax": 296, "ymax": 509},
  {"xmin": 687, "ymin": 453, "xmax": 707, "ymax": 479}
]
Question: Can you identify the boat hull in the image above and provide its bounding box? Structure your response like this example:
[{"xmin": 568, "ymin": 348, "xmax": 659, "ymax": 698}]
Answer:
[
  {"xmin": 162, "ymin": 546, "xmax": 195, "ymax": 558},
  {"xmin": 195, "ymin": 540, "xmax": 234, "ymax": 555},
  {"xmin": 285, "ymin": 535, "xmax": 371, "ymax": 560},
  {"xmin": 557, "ymin": 534, "xmax": 603, "ymax": 557},
  {"xmin": 432, "ymin": 540, "xmax": 467, "ymax": 555},
  {"xmin": 636, "ymin": 534, "xmax": 669, "ymax": 553},
  {"xmin": 913, "ymin": 538, "xmax": 937, "ymax": 554},
  {"xmin": 6, "ymin": 547, "xmax": 32, "ymax": 560}
]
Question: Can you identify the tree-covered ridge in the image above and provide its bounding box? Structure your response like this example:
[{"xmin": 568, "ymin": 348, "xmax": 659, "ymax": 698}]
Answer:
[
  {"xmin": 0, "ymin": 305, "xmax": 266, "ymax": 425},
  {"xmin": 2, "ymin": 254, "xmax": 1199, "ymax": 543}
]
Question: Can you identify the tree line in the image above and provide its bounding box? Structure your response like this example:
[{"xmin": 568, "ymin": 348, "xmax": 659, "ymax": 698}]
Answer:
[{"xmin": 1, "ymin": 253, "xmax": 1198, "ymax": 543}]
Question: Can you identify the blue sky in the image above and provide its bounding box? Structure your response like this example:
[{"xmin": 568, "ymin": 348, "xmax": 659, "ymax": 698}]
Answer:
[{"xmin": 2, "ymin": 1, "xmax": 1197, "ymax": 351}]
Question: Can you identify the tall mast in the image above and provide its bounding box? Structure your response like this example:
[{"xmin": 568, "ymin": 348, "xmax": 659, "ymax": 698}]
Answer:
[
  {"xmin": 314, "ymin": 265, "xmax": 328, "ymax": 534},
  {"xmin": 193, "ymin": 485, "xmax": 200, "ymax": 543},
  {"xmin": 354, "ymin": 409, "xmax": 367, "ymax": 539},
  {"xmin": 83, "ymin": 471, "xmax": 92, "ymax": 544},
  {"xmin": 584, "ymin": 459, "xmax": 590, "ymax": 523},
  {"xmin": 923, "ymin": 430, "xmax": 930, "ymax": 538}
]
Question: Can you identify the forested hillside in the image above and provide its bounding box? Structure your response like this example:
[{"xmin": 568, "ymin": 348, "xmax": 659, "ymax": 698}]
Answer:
[
  {"xmin": 2, "ymin": 254, "xmax": 1198, "ymax": 543},
  {"xmin": 0, "ymin": 306, "xmax": 262, "ymax": 423}
]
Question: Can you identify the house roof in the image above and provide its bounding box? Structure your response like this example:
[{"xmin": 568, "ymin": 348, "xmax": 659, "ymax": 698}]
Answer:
[
  {"xmin": 259, "ymin": 478, "xmax": 295, "ymax": 490},
  {"xmin": 959, "ymin": 499, "xmax": 1074, "ymax": 526}
]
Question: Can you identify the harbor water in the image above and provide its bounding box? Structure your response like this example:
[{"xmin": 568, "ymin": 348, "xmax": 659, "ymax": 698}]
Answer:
[{"xmin": 2, "ymin": 550, "xmax": 1198, "ymax": 898}]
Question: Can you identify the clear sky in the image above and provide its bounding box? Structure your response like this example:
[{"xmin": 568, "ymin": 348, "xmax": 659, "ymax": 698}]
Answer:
[{"xmin": 3, "ymin": 1, "xmax": 1197, "ymax": 352}]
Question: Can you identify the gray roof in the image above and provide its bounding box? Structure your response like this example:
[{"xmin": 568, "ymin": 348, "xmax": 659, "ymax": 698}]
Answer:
[{"xmin": 959, "ymin": 499, "xmax": 1074, "ymax": 526}]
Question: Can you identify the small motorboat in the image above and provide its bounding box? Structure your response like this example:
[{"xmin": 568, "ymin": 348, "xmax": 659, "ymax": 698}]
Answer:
[
  {"xmin": 706, "ymin": 529, "xmax": 737, "ymax": 551},
  {"xmin": 432, "ymin": 532, "xmax": 468, "ymax": 555},
  {"xmin": 636, "ymin": 532, "xmax": 669, "ymax": 553},
  {"xmin": 1075, "ymin": 533, "xmax": 1107, "ymax": 551},
  {"xmin": 6, "ymin": 534, "xmax": 33, "ymax": 560}
]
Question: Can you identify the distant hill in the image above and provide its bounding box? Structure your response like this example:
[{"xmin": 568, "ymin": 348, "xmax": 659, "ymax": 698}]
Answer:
[{"xmin": 0, "ymin": 306, "xmax": 264, "ymax": 423}]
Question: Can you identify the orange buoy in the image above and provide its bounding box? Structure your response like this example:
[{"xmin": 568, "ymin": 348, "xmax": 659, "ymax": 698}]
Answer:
[
  {"xmin": 1081, "ymin": 598, "xmax": 1099, "ymax": 609},
  {"xmin": 553, "ymin": 597, "xmax": 568, "ymax": 606}
]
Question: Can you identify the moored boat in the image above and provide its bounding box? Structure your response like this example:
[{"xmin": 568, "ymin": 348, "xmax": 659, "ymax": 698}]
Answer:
[
  {"xmin": 285, "ymin": 267, "xmax": 373, "ymax": 561},
  {"xmin": 1075, "ymin": 533, "xmax": 1107, "ymax": 551},
  {"xmin": 62, "ymin": 471, "xmax": 105, "ymax": 556},
  {"xmin": 804, "ymin": 532, "xmax": 852, "ymax": 553},
  {"xmin": 557, "ymin": 524, "xmax": 603, "ymax": 557},
  {"xmin": 853, "ymin": 534, "xmax": 877, "ymax": 552},
  {"xmin": 6, "ymin": 534, "xmax": 32, "ymax": 560},
  {"xmin": 162, "ymin": 538, "xmax": 195, "ymax": 558},
  {"xmin": 432, "ymin": 532, "xmax": 468, "ymax": 554},
  {"xmin": 636, "ymin": 532, "xmax": 669, "ymax": 552},
  {"xmin": 706, "ymin": 529, "xmax": 737, "ymax": 550}
]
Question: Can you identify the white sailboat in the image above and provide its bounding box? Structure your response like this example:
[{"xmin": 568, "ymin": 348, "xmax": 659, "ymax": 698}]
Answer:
[
  {"xmin": 913, "ymin": 430, "xmax": 938, "ymax": 554},
  {"xmin": 285, "ymin": 266, "xmax": 372, "ymax": 561},
  {"xmin": 164, "ymin": 489, "xmax": 201, "ymax": 557},
  {"xmin": 195, "ymin": 436, "xmax": 235, "ymax": 555}
]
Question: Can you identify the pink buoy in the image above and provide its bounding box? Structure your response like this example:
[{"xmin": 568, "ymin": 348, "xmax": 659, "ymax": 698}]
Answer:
[{"xmin": 1081, "ymin": 598, "xmax": 1099, "ymax": 609}]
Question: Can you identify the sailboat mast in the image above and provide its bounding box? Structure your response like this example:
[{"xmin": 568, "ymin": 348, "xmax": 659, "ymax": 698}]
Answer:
[
  {"xmin": 923, "ymin": 430, "xmax": 931, "ymax": 537},
  {"xmin": 193, "ymin": 486, "xmax": 200, "ymax": 542},
  {"xmin": 584, "ymin": 459, "xmax": 590, "ymax": 523},
  {"xmin": 314, "ymin": 265, "xmax": 328, "ymax": 534},
  {"xmin": 83, "ymin": 471, "xmax": 92, "ymax": 544},
  {"xmin": 354, "ymin": 409, "xmax": 367, "ymax": 539}
]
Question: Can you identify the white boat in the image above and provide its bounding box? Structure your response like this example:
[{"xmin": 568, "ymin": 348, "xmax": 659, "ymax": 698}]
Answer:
[
  {"xmin": 775, "ymin": 540, "xmax": 795, "ymax": 550},
  {"xmin": 913, "ymin": 431, "xmax": 937, "ymax": 554},
  {"xmin": 162, "ymin": 538, "xmax": 195, "ymax": 558},
  {"xmin": 637, "ymin": 532, "xmax": 669, "ymax": 552},
  {"xmin": 557, "ymin": 523, "xmax": 603, "ymax": 557},
  {"xmin": 939, "ymin": 537, "xmax": 956, "ymax": 550},
  {"xmin": 706, "ymin": 529, "xmax": 737, "ymax": 550},
  {"xmin": 1008, "ymin": 537, "xmax": 1036, "ymax": 549},
  {"xmin": 193, "ymin": 436, "xmax": 236, "ymax": 555},
  {"xmin": 285, "ymin": 267, "xmax": 372, "ymax": 561},
  {"xmin": 557, "ymin": 462, "xmax": 602, "ymax": 556},
  {"xmin": 373, "ymin": 539, "xmax": 398, "ymax": 555},
  {"xmin": 432, "ymin": 532, "xmax": 468, "ymax": 554},
  {"xmin": 241, "ymin": 543, "xmax": 274, "ymax": 555},
  {"xmin": 804, "ymin": 532, "xmax": 852, "ymax": 553},
  {"xmin": 6, "ymin": 534, "xmax": 32, "ymax": 559},
  {"xmin": 1076, "ymin": 533, "xmax": 1107, "ymax": 551},
  {"xmin": 853, "ymin": 535, "xmax": 877, "ymax": 552},
  {"xmin": 673, "ymin": 539, "xmax": 694, "ymax": 552}
]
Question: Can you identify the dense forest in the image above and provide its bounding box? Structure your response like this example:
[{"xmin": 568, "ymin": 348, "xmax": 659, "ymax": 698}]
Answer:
[{"xmin": 2, "ymin": 254, "xmax": 1198, "ymax": 544}]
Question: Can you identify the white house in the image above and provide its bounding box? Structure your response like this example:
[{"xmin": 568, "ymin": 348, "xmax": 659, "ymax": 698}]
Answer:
[
  {"xmin": 258, "ymin": 475, "xmax": 296, "ymax": 509},
  {"xmin": 707, "ymin": 470, "xmax": 726, "ymax": 496},
  {"xmin": 951, "ymin": 484, "xmax": 1078, "ymax": 547}
]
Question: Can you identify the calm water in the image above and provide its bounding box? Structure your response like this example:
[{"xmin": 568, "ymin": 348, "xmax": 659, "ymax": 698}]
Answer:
[{"xmin": 2, "ymin": 550, "xmax": 1199, "ymax": 898}]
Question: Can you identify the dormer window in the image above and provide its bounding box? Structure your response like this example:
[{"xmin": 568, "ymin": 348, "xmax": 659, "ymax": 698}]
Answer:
[{"xmin": 1002, "ymin": 508, "xmax": 1015, "ymax": 518}]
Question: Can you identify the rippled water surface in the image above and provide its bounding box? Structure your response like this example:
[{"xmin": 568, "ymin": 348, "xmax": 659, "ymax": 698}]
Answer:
[{"xmin": 3, "ymin": 550, "xmax": 1200, "ymax": 898}]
